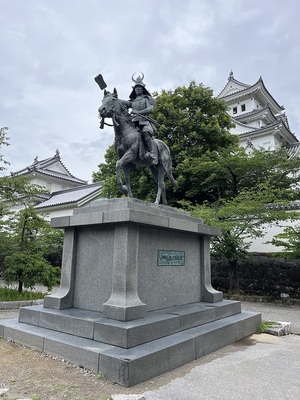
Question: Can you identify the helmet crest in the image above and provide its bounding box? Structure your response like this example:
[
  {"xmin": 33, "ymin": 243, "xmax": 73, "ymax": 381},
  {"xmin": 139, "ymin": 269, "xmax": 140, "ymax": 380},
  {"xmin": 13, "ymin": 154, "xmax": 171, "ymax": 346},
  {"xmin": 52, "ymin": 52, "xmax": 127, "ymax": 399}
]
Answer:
[{"xmin": 132, "ymin": 72, "xmax": 145, "ymax": 86}]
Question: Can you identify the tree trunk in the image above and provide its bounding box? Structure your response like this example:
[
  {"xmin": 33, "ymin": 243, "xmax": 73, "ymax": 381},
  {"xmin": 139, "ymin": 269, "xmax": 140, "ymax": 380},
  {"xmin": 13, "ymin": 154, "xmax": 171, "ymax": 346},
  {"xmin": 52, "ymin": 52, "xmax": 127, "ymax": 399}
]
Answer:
[
  {"xmin": 18, "ymin": 280, "xmax": 23, "ymax": 293},
  {"xmin": 228, "ymin": 259, "xmax": 240, "ymax": 294}
]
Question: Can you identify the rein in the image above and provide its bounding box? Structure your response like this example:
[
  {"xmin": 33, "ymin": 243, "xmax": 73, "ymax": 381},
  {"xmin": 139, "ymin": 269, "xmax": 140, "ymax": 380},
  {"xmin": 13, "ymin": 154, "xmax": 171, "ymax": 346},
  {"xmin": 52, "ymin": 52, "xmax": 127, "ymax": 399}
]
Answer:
[{"xmin": 100, "ymin": 96, "xmax": 131, "ymax": 127}]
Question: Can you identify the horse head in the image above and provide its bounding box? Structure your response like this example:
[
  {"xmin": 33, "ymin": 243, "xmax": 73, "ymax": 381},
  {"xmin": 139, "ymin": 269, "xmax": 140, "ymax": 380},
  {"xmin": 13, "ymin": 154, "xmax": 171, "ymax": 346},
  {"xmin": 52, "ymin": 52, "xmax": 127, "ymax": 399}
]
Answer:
[{"xmin": 99, "ymin": 88, "xmax": 118, "ymax": 119}]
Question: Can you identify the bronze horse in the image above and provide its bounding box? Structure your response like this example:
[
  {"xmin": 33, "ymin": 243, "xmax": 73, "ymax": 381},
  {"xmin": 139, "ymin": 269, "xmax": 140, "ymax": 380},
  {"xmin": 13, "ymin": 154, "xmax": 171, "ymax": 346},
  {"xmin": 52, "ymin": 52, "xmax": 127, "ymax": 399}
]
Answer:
[{"xmin": 98, "ymin": 88, "xmax": 177, "ymax": 204}]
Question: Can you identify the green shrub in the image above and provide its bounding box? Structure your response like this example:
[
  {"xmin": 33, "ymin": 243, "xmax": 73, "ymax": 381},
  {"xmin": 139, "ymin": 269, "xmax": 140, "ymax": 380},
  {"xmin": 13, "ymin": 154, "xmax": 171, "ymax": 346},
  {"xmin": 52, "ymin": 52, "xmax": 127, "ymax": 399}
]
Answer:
[{"xmin": 0, "ymin": 287, "xmax": 46, "ymax": 301}]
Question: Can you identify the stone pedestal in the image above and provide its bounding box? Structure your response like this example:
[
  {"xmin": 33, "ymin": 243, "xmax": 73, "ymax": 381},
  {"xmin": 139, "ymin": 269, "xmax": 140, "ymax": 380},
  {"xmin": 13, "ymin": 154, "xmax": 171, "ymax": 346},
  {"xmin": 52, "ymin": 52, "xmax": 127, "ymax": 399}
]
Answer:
[
  {"xmin": 44, "ymin": 198, "xmax": 223, "ymax": 320},
  {"xmin": 0, "ymin": 198, "xmax": 261, "ymax": 387}
]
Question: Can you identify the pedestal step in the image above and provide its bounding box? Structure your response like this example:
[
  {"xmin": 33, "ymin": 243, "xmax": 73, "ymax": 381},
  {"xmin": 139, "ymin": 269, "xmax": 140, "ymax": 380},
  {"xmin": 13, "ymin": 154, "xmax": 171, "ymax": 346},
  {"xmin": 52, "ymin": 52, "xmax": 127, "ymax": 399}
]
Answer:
[
  {"xmin": 0, "ymin": 309, "xmax": 260, "ymax": 387},
  {"xmin": 18, "ymin": 300, "xmax": 241, "ymax": 348}
]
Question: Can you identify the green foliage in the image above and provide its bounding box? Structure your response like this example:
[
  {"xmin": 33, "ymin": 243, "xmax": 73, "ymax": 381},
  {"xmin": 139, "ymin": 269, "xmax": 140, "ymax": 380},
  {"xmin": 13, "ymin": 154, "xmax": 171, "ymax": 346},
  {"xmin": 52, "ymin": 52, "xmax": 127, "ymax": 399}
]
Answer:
[
  {"xmin": 151, "ymin": 82, "xmax": 238, "ymax": 205},
  {"xmin": 192, "ymin": 147, "xmax": 300, "ymax": 226},
  {"xmin": 92, "ymin": 81, "xmax": 237, "ymax": 204},
  {"xmin": 0, "ymin": 128, "xmax": 62, "ymax": 291},
  {"xmin": 0, "ymin": 287, "xmax": 46, "ymax": 301},
  {"xmin": 181, "ymin": 146, "xmax": 300, "ymax": 205},
  {"xmin": 0, "ymin": 174, "xmax": 47, "ymax": 218},
  {"xmin": 152, "ymin": 81, "xmax": 236, "ymax": 158},
  {"xmin": 270, "ymin": 225, "xmax": 300, "ymax": 259},
  {"xmin": 92, "ymin": 145, "xmax": 120, "ymax": 198},
  {"xmin": 0, "ymin": 127, "xmax": 10, "ymax": 172},
  {"xmin": 189, "ymin": 147, "xmax": 300, "ymax": 292},
  {"xmin": 91, "ymin": 83, "xmax": 300, "ymax": 289},
  {"xmin": 1, "ymin": 206, "xmax": 62, "ymax": 292},
  {"xmin": 4, "ymin": 251, "xmax": 60, "ymax": 291},
  {"xmin": 1, "ymin": 127, "xmax": 47, "ymax": 218}
]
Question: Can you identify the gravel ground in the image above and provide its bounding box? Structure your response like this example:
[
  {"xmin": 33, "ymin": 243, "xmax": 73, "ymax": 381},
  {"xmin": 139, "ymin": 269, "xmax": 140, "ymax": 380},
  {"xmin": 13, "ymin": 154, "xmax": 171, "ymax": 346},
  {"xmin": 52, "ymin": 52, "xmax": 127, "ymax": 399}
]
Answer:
[{"xmin": 241, "ymin": 301, "xmax": 300, "ymax": 334}]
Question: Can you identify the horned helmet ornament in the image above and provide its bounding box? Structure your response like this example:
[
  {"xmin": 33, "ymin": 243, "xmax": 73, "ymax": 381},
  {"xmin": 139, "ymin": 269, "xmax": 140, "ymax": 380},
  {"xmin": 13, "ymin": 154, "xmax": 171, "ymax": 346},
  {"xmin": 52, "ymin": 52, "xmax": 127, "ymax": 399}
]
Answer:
[{"xmin": 129, "ymin": 72, "xmax": 151, "ymax": 99}]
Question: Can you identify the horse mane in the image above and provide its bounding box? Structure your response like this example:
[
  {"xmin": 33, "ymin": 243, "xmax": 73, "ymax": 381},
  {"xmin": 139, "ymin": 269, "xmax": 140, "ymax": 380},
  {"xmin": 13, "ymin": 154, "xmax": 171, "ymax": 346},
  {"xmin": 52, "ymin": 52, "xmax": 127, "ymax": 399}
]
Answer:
[
  {"xmin": 115, "ymin": 97, "xmax": 135, "ymax": 126},
  {"xmin": 102, "ymin": 89, "xmax": 135, "ymax": 127}
]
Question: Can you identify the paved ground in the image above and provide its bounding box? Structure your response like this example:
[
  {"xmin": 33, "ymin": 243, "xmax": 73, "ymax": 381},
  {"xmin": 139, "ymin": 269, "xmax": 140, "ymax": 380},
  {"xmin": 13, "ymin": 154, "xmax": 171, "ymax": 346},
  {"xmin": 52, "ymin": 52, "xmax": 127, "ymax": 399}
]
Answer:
[
  {"xmin": 111, "ymin": 333, "xmax": 300, "ymax": 400},
  {"xmin": 0, "ymin": 301, "xmax": 299, "ymax": 399}
]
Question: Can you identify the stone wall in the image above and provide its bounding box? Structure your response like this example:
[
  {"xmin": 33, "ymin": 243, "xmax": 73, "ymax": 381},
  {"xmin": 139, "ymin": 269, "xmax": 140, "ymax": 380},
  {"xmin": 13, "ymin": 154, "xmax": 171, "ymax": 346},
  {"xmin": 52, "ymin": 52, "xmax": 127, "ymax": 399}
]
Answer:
[{"xmin": 212, "ymin": 254, "xmax": 300, "ymax": 299}]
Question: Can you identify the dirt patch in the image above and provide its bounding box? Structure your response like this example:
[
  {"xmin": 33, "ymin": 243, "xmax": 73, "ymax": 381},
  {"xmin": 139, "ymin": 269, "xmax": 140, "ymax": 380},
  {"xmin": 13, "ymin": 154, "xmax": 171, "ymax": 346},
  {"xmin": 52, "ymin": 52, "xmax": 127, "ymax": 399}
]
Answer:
[
  {"xmin": 0, "ymin": 338, "xmax": 150, "ymax": 399},
  {"xmin": 0, "ymin": 334, "xmax": 269, "ymax": 400}
]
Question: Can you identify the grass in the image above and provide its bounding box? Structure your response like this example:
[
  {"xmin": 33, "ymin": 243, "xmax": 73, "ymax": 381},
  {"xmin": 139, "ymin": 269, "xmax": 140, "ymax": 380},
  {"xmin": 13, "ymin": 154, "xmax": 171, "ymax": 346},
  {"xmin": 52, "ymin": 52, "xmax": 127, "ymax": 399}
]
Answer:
[
  {"xmin": 0, "ymin": 287, "xmax": 46, "ymax": 301},
  {"xmin": 258, "ymin": 321, "xmax": 278, "ymax": 333}
]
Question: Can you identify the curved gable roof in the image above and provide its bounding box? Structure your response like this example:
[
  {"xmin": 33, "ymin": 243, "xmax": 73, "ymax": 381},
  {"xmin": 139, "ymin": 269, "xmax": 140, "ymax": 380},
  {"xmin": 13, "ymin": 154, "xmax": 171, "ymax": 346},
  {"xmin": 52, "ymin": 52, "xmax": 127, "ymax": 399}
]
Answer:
[
  {"xmin": 218, "ymin": 71, "xmax": 250, "ymax": 98},
  {"xmin": 218, "ymin": 72, "xmax": 285, "ymax": 115},
  {"xmin": 233, "ymin": 104, "xmax": 278, "ymax": 125},
  {"xmin": 13, "ymin": 150, "xmax": 87, "ymax": 185}
]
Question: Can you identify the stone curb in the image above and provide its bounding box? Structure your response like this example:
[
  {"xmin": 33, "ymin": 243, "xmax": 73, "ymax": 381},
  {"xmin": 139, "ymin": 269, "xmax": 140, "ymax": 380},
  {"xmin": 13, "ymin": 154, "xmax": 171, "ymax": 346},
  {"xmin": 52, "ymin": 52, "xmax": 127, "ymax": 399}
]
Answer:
[
  {"xmin": 265, "ymin": 321, "xmax": 291, "ymax": 336},
  {"xmin": 0, "ymin": 299, "xmax": 44, "ymax": 310}
]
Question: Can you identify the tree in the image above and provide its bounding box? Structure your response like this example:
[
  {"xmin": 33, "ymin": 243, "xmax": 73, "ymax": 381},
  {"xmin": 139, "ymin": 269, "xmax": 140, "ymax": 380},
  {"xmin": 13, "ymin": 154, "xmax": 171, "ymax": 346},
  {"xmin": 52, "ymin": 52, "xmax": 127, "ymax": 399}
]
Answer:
[
  {"xmin": 190, "ymin": 147, "xmax": 300, "ymax": 292},
  {"xmin": 153, "ymin": 82, "xmax": 236, "ymax": 155},
  {"xmin": 1, "ymin": 127, "xmax": 46, "ymax": 218},
  {"xmin": 1, "ymin": 206, "xmax": 62, "ymax": 292},
  {"xmin": 92, "ymin": 84, "xmax": 300, "ymax": 293},
  {"xmin": 270, "ymin": 225, "xmax": 300, "ymax": 259},
  {"xmin": 1, "ymin": 128, "xmax": 62, "ymax": 290},
  {"xmin": 0, "ymin": 127, "xmax": 10, "ymax": 173},
  {"xmin": 92, "ymin": 81, "xmax": 237, "ymax": 204}
]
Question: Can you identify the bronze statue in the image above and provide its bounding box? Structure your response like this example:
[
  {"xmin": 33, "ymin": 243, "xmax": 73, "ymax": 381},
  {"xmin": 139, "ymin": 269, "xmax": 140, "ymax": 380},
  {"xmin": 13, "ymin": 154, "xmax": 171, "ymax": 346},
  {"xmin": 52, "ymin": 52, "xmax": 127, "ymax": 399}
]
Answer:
[
  {"xmin": 95, "ymin": 73, "xmax": 177, "ymax": 205},
  {"xmin": 120, "ymin": 73, "xmax": 157, "ymax": 164}
]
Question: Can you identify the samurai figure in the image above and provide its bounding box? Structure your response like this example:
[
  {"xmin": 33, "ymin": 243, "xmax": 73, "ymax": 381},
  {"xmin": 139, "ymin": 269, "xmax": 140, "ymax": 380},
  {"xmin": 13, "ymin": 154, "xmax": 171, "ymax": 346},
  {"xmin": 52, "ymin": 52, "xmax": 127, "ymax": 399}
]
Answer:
[{"xmin": 121, "ymin": 73, "xmax": 157, "ymax": 164}]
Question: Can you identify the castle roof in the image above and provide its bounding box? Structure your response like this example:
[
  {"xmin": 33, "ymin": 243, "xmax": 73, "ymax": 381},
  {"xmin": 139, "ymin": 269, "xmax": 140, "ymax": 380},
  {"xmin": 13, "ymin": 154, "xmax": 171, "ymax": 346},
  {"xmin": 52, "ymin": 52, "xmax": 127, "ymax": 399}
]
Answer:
[
  {"xmin": 34, "ymin": 182, "xmax": 103, "ymax": 211},
  {"xmin": 13, "ymin": 149, "xmax": 87, "ymax": 185},
  {"xmin": 233, "ymin": 104, "xmax": 278, "ymax": 125},
  {"xmin": 237, "ymin": 118, "xmax": 297, "ymax": 144},
  {"xmin": 285, "ymin": 142, "xmax": 300, "ymax": 159},
  {"xmin": 218, "ymin": 71, "xmax": 285, "ymax": 115}
]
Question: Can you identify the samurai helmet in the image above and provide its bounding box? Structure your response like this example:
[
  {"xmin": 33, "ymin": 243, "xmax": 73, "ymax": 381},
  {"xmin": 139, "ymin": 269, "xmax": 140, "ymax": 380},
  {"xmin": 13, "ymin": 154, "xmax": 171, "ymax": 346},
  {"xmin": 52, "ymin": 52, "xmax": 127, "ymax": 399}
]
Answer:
[{"xmin": 129, "ymin": 72, "xmax": 151, "ymax": 99}]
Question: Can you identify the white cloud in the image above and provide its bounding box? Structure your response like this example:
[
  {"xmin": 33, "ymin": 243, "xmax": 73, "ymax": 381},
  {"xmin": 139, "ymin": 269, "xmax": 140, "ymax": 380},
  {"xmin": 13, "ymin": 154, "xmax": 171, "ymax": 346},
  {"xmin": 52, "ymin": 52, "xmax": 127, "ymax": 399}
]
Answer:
[{"xmin": 1, "ymin": 0, "xmax": 300, "ymax": 181}]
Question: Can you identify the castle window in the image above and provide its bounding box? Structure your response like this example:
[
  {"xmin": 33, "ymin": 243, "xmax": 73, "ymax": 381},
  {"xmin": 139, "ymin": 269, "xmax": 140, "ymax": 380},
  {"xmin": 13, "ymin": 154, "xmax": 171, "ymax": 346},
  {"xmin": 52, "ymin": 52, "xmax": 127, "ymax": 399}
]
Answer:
[
  {"xmin": 241, "ymin": 104, "xmax": 246, "ymax": 112},
  {"xmin": 233, "ymin": 107, "xmax": 237, "ymax": 114}
]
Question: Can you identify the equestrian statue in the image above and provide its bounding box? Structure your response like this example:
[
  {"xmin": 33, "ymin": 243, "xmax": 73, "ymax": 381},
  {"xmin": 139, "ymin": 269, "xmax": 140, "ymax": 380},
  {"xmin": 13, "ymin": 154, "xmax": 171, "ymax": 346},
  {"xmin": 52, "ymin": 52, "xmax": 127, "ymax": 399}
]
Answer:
[{"xmin": 95, "ymin": 73, "xmax": 177, "ymax": 205}]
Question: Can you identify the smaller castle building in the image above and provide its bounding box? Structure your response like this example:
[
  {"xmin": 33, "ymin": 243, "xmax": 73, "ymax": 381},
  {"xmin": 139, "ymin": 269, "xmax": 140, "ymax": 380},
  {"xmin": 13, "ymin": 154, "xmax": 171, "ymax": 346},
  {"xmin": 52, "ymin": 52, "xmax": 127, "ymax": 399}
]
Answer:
[
  {"xmin": 218, "ymin": 71, "xmax": 299, "ymax": 150},
  {"xmin": 11, "ymin": 150, "xmax": 102, "ymax": 219},
  {"xmin": 217, "ymin": 72, "xmax": 300, "ymax": 253}
]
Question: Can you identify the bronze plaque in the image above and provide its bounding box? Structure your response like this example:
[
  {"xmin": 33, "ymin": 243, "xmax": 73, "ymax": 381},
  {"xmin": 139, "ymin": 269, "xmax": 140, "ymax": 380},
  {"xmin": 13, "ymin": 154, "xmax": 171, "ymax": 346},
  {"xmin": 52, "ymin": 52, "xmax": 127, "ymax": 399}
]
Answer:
[{"xmin": 157, "ymin": 250, "xmax": 185, "ymax": 266}]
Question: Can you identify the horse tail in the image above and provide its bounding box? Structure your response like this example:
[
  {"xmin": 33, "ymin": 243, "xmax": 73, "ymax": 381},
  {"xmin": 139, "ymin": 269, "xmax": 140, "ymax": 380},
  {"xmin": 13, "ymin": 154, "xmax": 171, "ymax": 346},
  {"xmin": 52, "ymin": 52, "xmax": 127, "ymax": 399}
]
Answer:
[
  {"xmin": 165, "ymin": 159, "xmax": 177, "ymax": 189},
  {"xmin": 156, "ymin": 140, "xmax": 177, "ymax": 189}
]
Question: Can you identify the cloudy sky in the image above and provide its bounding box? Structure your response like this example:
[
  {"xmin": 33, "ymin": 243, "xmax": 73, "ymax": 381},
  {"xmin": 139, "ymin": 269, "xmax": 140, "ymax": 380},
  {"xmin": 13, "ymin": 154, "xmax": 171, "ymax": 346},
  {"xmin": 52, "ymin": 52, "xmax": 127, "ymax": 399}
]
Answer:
[{"xmin": 1, "ymin": 0, "xmax": 300, "ymax": 182}]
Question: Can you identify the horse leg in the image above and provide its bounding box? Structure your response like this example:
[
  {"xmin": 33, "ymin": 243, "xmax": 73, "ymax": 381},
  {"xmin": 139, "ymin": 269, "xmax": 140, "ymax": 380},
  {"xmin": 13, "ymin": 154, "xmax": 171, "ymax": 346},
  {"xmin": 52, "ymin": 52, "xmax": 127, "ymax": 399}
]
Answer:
[
  {"xmin": 116, "ymin": 150, "xmax": 134, "ymax": 196},
  {"xmin": 116, "ymin": 160, "xmax": 128, "ymax": 195},
  {"xmin": 149, "ymin": 166, "xmax": 160, "ymax": 203},
  {"xmin": 122, "ymin": 164, "xmax": 133, "ymax": 197},
  {"xmin": 150, "ymin": 165, "xmax": 166, "ymax": 205},
  {"xmin": 158, "ymin": 166, "xmax": 167, "ymax": 205}
]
